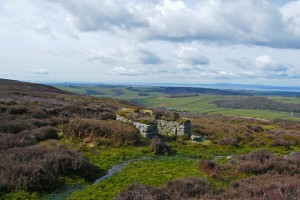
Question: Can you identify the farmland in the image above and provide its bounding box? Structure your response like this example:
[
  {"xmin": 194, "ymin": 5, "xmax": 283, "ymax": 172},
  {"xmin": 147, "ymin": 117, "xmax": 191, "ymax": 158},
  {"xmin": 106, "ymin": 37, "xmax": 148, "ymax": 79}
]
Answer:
[{"xmin": 55, "ymin": 84, "xmax": 300, "ymax": 121}]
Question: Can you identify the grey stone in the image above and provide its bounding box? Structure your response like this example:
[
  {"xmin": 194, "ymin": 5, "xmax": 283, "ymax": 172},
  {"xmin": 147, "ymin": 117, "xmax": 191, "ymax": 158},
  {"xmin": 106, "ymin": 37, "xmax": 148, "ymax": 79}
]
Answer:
[{"xmin": 116, "ymin": 114, "xmax": 191, "ymax": 138}]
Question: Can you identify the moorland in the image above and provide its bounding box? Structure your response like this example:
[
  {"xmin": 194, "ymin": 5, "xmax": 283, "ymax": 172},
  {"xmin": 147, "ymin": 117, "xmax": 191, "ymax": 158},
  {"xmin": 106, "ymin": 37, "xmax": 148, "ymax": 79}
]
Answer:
[{"xmin": 0, "ymin": 79, "xmax": 300, "ymax": 200}]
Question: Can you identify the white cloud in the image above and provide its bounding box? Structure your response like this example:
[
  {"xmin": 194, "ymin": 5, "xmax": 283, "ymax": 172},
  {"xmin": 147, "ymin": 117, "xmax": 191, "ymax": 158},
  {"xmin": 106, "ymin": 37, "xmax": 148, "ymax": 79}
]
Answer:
[
  {"xmin": 0, "ymin": 72, "xmax": 9, "ymax": 76},
  {"xmin": 29, "ymin": 68, "xmax": 52, "ymax": 75},
  {"xmin": 111, "ymin": 66, "xmax": 148, "ymax": 76},
  {"xmin": 0, "ymin": 0, "xmax": 300, "ymax": 85},
  {"xmin": 176, "ymin": 46, "xmax": 209, "ymax": 68},
  {"xmin": 255, "ymin": 55, "xmax": 289, "ymax": 72}
]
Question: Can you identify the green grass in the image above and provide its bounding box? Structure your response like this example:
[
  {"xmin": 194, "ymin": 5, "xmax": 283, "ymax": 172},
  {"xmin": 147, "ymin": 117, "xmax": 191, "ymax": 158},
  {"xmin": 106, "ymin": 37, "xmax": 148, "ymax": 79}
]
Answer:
[
  {"xmin": 68, "ymin": 157, "xmax": 201, "ymax": 200},
  {"xmin": 0, "ymin": 191, "xmax": 46, "ymax": 200},
  {"xmin": 83, "ymin": 146, "xmax": 152, "ymax": 171},
  {"xmin": 69, "ymin": 140, "xmax": 295, "ymax": 200},
  {"xmin": 268, "ymin": 96, "xmax": 300, "ymax": 104},
  {"xmin": 135, "ymin": 95, "xmax": 300, "ymax": 121},
  {"xmin": 56, "ymin": 86, "xmax": 164, "ymax": 100},
  {"xmin": 135, "ymin": 95, "xmax": 222, "ymax": 112}
]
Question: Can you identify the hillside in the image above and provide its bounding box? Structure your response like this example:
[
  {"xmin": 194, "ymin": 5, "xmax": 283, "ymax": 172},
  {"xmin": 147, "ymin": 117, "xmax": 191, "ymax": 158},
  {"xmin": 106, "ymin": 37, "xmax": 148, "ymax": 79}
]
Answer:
[
  {"xmin": 0, "ymin": 79, "xmax": 142, "ymax": 197},
  {"xmin": 215, "ymin": 96, "xmax": 300, "ymax": 113},
  {"xmin": 1, "ymin": 79, "xmax": 300, "ymax": 200}
]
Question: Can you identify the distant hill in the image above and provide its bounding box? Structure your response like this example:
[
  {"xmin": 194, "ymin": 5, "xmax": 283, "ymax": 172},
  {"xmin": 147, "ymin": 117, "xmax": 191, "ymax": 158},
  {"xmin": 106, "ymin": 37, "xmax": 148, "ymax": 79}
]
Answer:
[
  {"xmin": 215, "ymin": 96, "xmax": 300, "ymax": 113},
  {"xmin": 0, "ymin": 78, "xmax": 69, "ymax": 95},
  {"xmin": 149, "ymin": 87, "xmax": 245, "ymax": 95}
]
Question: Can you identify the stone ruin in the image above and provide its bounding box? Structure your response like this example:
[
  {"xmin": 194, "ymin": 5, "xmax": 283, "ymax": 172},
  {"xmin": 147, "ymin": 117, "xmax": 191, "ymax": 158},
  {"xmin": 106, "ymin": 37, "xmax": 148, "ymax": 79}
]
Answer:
[{"xmin": 116, "ymin": 114, "xmax": 191, "ymax": 138}]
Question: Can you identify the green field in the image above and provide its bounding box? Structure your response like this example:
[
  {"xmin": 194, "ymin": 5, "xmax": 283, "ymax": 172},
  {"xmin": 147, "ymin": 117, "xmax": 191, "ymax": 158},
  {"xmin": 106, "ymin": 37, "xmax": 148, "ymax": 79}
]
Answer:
[
  {"xmin": 268, "ymin": 96, "xmax": 300, "ymax": 104},
  {"xmin": 134, "ymin": 95, "xmax": 300, "ymax": 121},
  {"xmin": 55, "ymin": 85, "xmax": 300, "ymax": 122}
]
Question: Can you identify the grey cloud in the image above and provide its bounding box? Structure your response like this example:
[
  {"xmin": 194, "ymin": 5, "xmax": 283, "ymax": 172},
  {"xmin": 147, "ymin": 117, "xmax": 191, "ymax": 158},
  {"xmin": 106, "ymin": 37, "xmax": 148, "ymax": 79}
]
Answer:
[
  {"xmin": 138, "ymin": 49, "xmax": 162, "ymax": 65},
  {"xmin": 88, "ymin": 46, "xmax": 162, "ymax": 65},
  {"xmin": 46, "ymin": 0, "xmax": 300, "ymax": 49},
  {"xmin": 227, "ymin": 58, "xmax": 251, "ymax": 69},
  {"xmin": 49, "ymin": 0, "xmax": 148, "ymax": 32}
]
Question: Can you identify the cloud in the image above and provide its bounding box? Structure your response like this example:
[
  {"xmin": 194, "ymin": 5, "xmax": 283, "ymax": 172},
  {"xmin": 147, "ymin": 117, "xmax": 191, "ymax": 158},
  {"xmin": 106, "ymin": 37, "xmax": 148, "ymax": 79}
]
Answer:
[
  {"xmin": 227, "ymin": 58, "xmax": 251, "ymax": 69},
  {"xmin": 0, "ymin": 72, "xmax": 9, "ymax": 76},
  {"xmin": 49, "ymin": 0, "xmax": 148, "ymax": 32},
  {"xmin": 89, "ymin": 45, "xmax": 162, "ymax": 65},
  {"xmin": 255, "ymin": 55, "xmax": 289, "ymax": 72},
  {"xmin": 110, "ymin": 66, "xmax": 148, "ymax": 76},
  {"xmin": 29, "ymin": 68, "xmax": 52, "ymax": 75},
  {"xmin": 46, "ymin": 0, "xmax": 300, "ymax": 49},
  {"xmin": 176, "ymin": 46, "xmax": 209, "ymax": 68}
]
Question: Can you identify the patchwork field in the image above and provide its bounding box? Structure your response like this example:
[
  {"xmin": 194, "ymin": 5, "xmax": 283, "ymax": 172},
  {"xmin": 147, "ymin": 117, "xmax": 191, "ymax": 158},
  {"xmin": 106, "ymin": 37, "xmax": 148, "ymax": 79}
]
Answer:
[{"xmin": 55, "ymin": 84, "xmax": 300, "ymax": 121}]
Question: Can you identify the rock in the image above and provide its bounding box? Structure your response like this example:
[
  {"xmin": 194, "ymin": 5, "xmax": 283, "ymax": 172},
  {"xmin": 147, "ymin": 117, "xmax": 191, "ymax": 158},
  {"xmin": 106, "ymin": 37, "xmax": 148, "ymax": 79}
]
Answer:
[
  {"xmin": 191, "ymin": 135, "xmax": 202, "ymax": 142},
  {"xmin": 116, "ymin": 114, "xmax": 191, "ymax": 138}
]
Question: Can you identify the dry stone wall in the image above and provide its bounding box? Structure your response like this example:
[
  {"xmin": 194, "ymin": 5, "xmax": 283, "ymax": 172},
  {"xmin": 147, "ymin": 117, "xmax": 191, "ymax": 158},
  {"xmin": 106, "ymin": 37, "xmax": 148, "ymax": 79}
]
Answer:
[{"xmin": 116, "ymin": 114, "xmax": 191, "ymax": 138}]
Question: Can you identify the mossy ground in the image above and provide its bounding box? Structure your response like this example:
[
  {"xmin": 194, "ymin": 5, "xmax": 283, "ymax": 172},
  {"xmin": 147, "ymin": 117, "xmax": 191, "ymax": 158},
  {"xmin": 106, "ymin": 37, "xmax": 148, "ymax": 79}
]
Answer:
[{"xmin": 2, "ymin": 136, "xmax": 299, "ymax": 200}]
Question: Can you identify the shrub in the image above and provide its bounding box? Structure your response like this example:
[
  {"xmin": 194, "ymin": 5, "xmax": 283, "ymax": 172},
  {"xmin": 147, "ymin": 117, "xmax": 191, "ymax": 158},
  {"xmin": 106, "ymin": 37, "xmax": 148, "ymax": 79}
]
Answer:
[
  {"xmin": 0, "ymin": 144, "xmax": 99, "ymax": 192},
  {"xmin": 114, "ymin": 184, "xmax": 170, "ymax": 200},
  {"xmin": 0, "ymin": 106, "xmax": 7, "ymax": 113},
  {"xmin": 246, "ymin": 125, "xmax": 264, "ymax": 133},
  {"xmin": 0, "ymin": 163, "xmax": 56, "ymax": 191},
  {"xmin": 198, "ymin": 160, "xmax": 221, "ymax": 178},
  {"xmin": 0, "ymin": 133, "xmax": 36, "ymax": 151},
  {"xmin": 218, "ymin": 138, "xmax": 238, "ymax": 146},
  {"xmin": 9, "ymin": 107, "xmax": 27, "ymax": 115},
  {"xmin": 20, "ymin": 126, "xmax": 58, "ymax": 142},
  {"xmin": 162, "ymin": 177, "xmax": 211, "ymax": 199},
  {"xmin": 220, "ymin": 174, "xmax": 300, "ymax": 200},
  {"xmin": 151, "ymin": 137, "xmax": 170, "ymax": 155},
  {"xmin": 270, "ymin": 139, "xmax": 291, "ymax": 149},
  {"xmin": 0, "ymin": 120, "xmax": 33, "ymax": 134},
  {"xmin": 65, "ymin": 118, "xmax": 140, "ymax": 146},
  {"xmin": 230, "ymin": 149, "xmax": 300, "ymax": 175}
]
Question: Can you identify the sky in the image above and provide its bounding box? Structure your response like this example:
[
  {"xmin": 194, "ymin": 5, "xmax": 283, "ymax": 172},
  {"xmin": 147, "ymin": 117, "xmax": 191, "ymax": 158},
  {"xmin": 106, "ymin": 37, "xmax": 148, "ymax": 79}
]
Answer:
[{"xmin": 1, "ymin": 0, "xmax": 300, "ymax": 86}]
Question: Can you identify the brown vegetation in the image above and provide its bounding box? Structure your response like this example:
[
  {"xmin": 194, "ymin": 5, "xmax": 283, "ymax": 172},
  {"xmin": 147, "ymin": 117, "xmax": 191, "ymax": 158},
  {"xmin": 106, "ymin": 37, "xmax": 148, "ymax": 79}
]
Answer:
[
  {"xmin": 0, "ymin": 79, "xmax": 135, "ymax": 192},
  {"xmin": 151, "ymin": 137, "xmax": 171, "ymax": 155},
  {"xmin": 0, "ymin": 143, "xmax": 100, "ymax": 191},
  {"xmin": 64, "ymin": 118, "xmax": 140, "ymax": 146}
]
